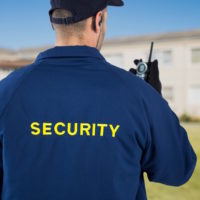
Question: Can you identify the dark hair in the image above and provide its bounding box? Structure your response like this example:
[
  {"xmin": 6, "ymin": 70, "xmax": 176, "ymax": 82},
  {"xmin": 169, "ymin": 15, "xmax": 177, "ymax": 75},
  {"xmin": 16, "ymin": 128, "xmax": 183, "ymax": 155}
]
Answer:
[
  {"xmin": 92, "ymin": 12, "xmax": 104, "ymax": 32},
  {"xmin": 52, "ymin": 9, "xmax": 104, "ymax": 33},
  {"xmin": 92, "ymin": 16, "xmax": 96, "ymax": 32},
  {"xmin": 52, "ymin": 9, "xmax": 87, "ymax": 32}
]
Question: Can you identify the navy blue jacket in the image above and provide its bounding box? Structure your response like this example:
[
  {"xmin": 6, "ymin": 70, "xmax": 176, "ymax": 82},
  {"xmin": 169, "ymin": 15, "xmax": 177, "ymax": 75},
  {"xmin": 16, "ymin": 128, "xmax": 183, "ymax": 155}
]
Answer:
[{"xmin": 0, "ymin": 46, "xmax": 197, "ymax": 200}]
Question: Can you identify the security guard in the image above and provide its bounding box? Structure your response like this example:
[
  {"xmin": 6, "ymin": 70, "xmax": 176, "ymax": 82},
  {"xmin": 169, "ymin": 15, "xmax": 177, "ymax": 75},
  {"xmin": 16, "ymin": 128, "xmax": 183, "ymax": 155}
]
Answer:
[{"xmin": 0, "ymin": 0, "xmax": 197, "ymax": 199}]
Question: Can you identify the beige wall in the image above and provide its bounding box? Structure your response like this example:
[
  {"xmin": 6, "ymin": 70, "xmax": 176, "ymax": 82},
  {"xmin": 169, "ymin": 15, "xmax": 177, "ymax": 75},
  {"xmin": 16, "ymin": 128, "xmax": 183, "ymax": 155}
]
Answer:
[
  {"xmin": 0, "ymin": 69, "xmax": 13, "ymax": 80},
  {"xmin": 101, "ymin": 38, "xmax": 200, "ymax": 117}
]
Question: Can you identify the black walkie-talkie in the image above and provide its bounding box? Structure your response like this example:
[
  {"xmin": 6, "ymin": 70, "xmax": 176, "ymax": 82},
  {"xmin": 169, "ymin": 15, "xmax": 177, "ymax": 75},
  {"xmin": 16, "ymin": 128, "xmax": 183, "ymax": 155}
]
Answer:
[{"xmin": 136, "ymin": 42, "xmax": 154, "ymax": 80}]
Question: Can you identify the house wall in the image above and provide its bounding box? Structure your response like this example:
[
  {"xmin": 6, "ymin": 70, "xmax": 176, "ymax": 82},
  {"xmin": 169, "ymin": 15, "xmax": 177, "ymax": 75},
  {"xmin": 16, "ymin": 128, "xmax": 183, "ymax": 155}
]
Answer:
[{"xmin": 1, "ymin": 32, "xmax": 200, "ymax": 116}]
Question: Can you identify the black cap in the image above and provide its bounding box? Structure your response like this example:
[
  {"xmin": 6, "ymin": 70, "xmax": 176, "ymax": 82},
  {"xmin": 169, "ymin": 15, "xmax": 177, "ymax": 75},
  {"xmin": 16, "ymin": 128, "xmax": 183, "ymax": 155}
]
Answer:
[{"xmin": 49, "ymin": 0, "xmax": 124, "ymax": 25}]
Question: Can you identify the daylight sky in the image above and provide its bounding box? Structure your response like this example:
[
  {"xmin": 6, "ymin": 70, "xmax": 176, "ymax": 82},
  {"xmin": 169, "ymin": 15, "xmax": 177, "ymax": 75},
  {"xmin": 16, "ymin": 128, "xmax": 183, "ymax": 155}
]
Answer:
[{"xmin": 0, "ymin": 0, "xmax": 200, "ymax": 49}]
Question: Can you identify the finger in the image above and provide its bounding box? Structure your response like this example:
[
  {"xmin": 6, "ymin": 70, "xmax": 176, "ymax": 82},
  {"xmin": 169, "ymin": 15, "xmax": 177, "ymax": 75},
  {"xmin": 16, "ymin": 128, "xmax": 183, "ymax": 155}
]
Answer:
[
  {"xmin": 129, "ymin": 68, "xmax": 137, "ymax": 75},
  {"xmin": 148, "ymin": 59, "xmax": 159, "ymax": 73},
  {"xmin": 134, "ymin": 59, "xmax": 143, "ymax": 66},
  {"xmin": 134, "ymin": 59, "xmax": 140, "ymax": 66},
  {"xmin": 152, "ymin": 59, "xmax": 158, "ymax": 65}
]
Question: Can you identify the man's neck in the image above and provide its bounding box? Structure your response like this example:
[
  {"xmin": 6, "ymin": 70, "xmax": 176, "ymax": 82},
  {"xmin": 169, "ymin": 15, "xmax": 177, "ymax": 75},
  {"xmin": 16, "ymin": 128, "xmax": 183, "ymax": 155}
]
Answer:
[{"xmin": 55, "ymin": 37, "xmax": 96, "ymax": 48}]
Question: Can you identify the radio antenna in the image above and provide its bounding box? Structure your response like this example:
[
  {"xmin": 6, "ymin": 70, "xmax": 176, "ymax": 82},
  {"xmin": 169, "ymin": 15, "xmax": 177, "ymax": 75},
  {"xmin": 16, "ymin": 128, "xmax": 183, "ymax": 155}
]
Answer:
[{"xmin": 148, "ymin": 42, "xmax": 154, "ymax": 63}]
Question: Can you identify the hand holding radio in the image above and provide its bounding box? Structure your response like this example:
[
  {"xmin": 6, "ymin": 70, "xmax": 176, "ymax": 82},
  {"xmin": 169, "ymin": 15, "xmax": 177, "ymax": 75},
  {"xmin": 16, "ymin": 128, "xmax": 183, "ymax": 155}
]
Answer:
[{"xmin": 129, "ymin": 42, "xmax": 162, "ymax": 95}]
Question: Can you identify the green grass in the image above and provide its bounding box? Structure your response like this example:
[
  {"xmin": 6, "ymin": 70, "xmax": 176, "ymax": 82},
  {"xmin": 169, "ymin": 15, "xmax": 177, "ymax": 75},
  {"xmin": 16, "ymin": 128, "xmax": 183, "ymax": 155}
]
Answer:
[{"xmin": 145, "ymin": 122, "xmax": 200, "ymax": 200}]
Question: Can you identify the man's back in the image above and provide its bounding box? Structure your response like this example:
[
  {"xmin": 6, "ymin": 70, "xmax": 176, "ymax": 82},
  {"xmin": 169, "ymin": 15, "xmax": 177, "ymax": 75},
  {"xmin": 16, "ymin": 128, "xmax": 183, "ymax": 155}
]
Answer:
[{"xmin": 0, "ymin": 46, "xmax": 196, "ymax": 200}]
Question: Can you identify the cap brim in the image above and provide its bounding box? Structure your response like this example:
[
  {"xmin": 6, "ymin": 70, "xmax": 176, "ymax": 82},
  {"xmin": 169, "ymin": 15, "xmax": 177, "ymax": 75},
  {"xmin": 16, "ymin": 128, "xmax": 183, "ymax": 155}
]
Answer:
[{"xmin": 108, "ymin": 0, "xmax": 124, "ymax": 6}]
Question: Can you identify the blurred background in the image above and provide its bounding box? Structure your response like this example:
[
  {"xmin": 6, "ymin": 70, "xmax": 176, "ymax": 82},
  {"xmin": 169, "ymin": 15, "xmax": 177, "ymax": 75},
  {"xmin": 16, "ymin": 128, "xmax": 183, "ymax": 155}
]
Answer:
[{"xmin": 0, "ymin": 0, "xmax": 199, "ymax": 199}]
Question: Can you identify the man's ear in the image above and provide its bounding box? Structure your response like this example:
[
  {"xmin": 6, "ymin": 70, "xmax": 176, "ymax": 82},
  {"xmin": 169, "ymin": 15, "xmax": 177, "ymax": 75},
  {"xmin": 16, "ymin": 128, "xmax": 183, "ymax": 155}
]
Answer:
[
  {"xmin": 97, "ymin": 11, "xmax": 104, "ymax": 27},
  {"xmin": 92, "ymin": 11, "xmax": 103, "ymax": 32}
]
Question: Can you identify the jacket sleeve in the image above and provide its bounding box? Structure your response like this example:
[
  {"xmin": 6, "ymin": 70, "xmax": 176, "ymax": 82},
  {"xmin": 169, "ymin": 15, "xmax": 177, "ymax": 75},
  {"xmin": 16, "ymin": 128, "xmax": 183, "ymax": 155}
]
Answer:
[
  {"xmin": 0, "ymin": 67, "xmax": 33, "ymax": 197},
  {"xmin": 0, "ymin": 137, "xmax": 2, "ymax": 196},
  {"xmin": 0, "ymin": 78, "xmax": 5, "ymax": 196},
  {"xmin": 0, "ymin": 74, "xmax": 16, "ymax": 196},
  {"xmin": 141, "ymin": 84, "xmax": 197, "ymax": 186},
  {"xmin": 0, "ymin": 79, "xmax": 6, "ymax": 196}
]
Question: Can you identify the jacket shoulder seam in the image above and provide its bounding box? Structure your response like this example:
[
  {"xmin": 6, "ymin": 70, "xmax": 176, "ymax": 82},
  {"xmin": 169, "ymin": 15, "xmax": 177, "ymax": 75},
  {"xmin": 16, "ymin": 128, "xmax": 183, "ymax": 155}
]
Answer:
[{"xmin": 0, "ymin": 64, "xmax": 37, "ymax": 124}]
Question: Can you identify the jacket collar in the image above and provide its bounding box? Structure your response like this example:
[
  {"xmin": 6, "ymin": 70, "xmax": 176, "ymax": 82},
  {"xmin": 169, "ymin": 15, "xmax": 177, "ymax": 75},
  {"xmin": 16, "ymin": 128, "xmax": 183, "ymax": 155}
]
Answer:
[{"xmin": 35, "ymin": 45, "xmax": 106, "ymax": 62}]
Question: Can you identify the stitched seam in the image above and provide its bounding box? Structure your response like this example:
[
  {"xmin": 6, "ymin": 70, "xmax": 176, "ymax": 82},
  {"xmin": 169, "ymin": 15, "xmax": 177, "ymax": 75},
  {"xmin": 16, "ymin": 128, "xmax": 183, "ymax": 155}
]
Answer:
[{"xmin": 0, "ymin": 64, "xmax": 37, "ymax": 131}]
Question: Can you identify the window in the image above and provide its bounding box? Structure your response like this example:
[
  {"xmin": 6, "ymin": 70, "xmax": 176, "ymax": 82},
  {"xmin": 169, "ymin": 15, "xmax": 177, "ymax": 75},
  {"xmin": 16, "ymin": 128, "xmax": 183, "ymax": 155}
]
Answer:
[
  {"xmin": 188, "ymin": 86, "xmax": 200, "ymax": 105},
  {"xmin": 162, "ymin": 51, "xmax": 173, "ymax": 64},
  {"xmin": 150, "ymin": 50, "xmax": 173, "ymax": 66},
  {"xmin": 191, "ymin": 48, "xmax": 200, "ymax": 64},
  {"xmin": 163, "ymin": 87, "xmax": 174, "ymax": 101},
  {"xmin": 104, "ymin": 54, "xmax": 124, "ymax": 66}
]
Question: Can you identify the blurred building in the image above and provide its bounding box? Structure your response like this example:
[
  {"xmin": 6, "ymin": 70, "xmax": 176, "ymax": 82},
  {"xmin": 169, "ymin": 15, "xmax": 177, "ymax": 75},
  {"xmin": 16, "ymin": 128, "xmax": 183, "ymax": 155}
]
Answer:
[{"xmin": 0, "ymin": 30, "xmax": 200, "ymax": 117}]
